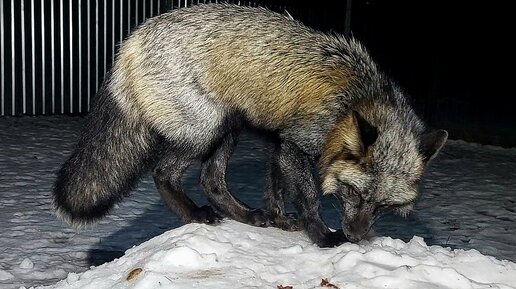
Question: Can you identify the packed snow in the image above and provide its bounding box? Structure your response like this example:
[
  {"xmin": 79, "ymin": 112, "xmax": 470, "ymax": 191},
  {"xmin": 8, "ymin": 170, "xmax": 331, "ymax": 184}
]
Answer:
[
  {"xmin": 0, "ymin": 116, "xmax": 515, "ymax": 288},
  {"xmin": 46, "ymin": 221, "xmax": 516, "ymax": 289}
]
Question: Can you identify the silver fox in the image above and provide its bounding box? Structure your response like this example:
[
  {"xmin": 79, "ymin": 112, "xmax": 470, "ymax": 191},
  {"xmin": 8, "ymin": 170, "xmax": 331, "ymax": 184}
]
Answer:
[{"xmin": 53, "ymin": 4, "xmax": 447, "ymax": 247}]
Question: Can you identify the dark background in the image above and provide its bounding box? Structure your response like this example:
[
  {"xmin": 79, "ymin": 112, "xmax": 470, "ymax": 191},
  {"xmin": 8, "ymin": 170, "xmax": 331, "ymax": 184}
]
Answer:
[
  {"xmin": 280, "ymin": 0, "xmax": 514, "ymax": 147},
  {"xmin": 1, "ymin": 0, "xmax": 514, "ymax": 147},
  {"xmin": 349, "ymin": 1, "xmax": 514, "ymax": 147},
  {"xmin": 288, "ymin": 0, "xmax": 514, "ymax": 147}
]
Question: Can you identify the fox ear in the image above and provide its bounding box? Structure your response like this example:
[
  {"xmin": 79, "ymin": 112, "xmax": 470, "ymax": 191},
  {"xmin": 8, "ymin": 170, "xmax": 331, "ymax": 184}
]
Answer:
[
  {"xmin": 420, "ymin": 129, "xmax": 448, "ymax": 163},
  {"xmin": 322, "ymin": 111, "xmax": 378, "ymax": 163},
  {"xmin": 352, "ymin": 111, "xmax": 378, "ymax": 151}
]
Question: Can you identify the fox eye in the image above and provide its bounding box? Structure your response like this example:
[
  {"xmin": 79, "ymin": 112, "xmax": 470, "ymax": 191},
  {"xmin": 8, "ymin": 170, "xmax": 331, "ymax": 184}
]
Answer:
[
  {"xmin": 342, "ymin": 183, "xmax": 360, "ymax": 195},
  {"xmin": 344, "ymin": 185, "xmax": 362, "ymax": 199},
  {"xmin": 374, "ymin": 204, "xmax": 393, "ymax": 215}
]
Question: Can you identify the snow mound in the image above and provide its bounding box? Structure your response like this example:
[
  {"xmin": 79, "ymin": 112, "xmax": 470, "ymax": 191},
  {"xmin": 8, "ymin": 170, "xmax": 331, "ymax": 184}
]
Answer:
[{"xmin": 42, "ymin": 221, "xmax": 516, "ymax": 289}]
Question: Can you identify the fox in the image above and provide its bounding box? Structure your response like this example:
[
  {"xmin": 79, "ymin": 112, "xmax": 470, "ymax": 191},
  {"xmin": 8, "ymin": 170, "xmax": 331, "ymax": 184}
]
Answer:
[{"xmin": 53, "ymin": 4, "xmax": 448, "ymax": 247}]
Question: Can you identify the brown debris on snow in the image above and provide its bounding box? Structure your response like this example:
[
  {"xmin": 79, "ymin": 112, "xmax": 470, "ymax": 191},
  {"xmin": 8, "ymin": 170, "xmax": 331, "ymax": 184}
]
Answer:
[
  {"xmin": 126, "ymin": 268, "xmax": 143, "ymax": 281},
  {"xmin": 321, "ymin": 278, "xmax": 339, "ymax": 288}
]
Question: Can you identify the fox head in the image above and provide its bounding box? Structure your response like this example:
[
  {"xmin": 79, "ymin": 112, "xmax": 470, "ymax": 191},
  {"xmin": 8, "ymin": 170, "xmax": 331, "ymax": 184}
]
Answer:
[{"xmin": 319, "ymin": 108, "xmax": 448, "ymax": 242}]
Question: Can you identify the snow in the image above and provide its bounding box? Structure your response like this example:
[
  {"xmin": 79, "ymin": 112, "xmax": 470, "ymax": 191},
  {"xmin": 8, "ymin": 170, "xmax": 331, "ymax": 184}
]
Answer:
[
  {"xmin": 1, "ymin": 116, "xmax": 515, "ymax": 288},
  {"xmin": 43, "ymin": 221, "xmax": 516, "ymax": 289},
  {"xmin": 19, "ymin": 259, "xmax": 34, "ymax": 270}
]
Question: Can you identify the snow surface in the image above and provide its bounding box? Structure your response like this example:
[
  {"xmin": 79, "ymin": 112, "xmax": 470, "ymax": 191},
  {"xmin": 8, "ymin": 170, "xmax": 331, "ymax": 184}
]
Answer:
[
  {"xmin": 1, "ymin": 116, "xmax": 515, "ymax": 288},
  {"xmin": 44, "ymin": 220, "xmax": 516, "ymax": 289}
]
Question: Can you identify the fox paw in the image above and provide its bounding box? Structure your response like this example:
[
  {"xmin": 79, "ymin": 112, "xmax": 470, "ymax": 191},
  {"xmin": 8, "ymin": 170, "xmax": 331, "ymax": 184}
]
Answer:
[
  {"xmin": 245, "ymin": 209, "xmax": 274, "ymax": 227},
  {"xmin": 269, "ymin": 213, "xmax": 300, "ymax": 231},
  {"xmin": 244, "ymin": 210, "xmax": 300, "ymax": 231},
  {"xmin": 190, "ymin": 205, "xmax": 223, "ymax": 225},
  {"xmin": 317, "ymin": 230, "xmax": 348, "ymax": 248}
]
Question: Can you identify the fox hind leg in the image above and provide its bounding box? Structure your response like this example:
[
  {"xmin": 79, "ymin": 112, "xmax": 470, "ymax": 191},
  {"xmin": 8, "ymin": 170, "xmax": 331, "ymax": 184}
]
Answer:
[
  {"xmin": 200, "ymin": 131, "xmax": 273, "ymax": 227},
  {"xmin": 153, "ymin": 147, "xmax": 222, "ymax": 224}
]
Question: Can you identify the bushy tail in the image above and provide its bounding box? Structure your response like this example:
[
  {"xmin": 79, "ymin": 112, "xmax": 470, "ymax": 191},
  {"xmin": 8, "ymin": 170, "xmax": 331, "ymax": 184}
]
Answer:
[{"xmin": 53, "ymin": 81, "xmax": 156, "ymax": 227}]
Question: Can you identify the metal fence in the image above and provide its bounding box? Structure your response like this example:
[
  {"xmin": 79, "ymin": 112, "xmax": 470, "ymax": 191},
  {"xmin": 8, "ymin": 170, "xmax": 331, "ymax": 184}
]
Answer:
[
  {"xmin": 1, "ymin": 0, "xmax": 349, "ymax": 116},
  {"xmin": 0, "ymin": 0, "xmax": 266, "ymax": 116}
]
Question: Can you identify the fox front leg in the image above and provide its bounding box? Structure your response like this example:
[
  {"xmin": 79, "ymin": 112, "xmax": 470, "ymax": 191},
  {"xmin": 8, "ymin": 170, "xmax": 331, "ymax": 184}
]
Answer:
[
  {"xmin": 276, "ymin": 141, "xmax": 348, "ymax": 247},
  {"xmin": 264, "ymin": 146, "xmax": 301, "ymax": 231}
]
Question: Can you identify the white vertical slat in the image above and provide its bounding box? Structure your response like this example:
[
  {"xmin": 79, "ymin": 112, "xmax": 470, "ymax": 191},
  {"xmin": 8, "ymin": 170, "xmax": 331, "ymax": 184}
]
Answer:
[
  {"xmin": 78, "ymin": 0, "xmax": 82, "ymax": 113},
  {"xmin": 120, "ymin": 0, "xmax": 123, "ymax": 44},
  {"xmin": 87, "ymin": 0, "xmax": 91, "ymax": 110},
  {"xmin": 112, "ymin": 0, "xmax": 115, "ymax": 65},
  {"xmin": 11, "ymin": 0, "xmax": 16, "ymax": 115},
  {"xmin": 95, "ymin": 0, "xmax": 98, "ymax": 92},
  {"xmin": 51, "ymin": 0, "xmax": 55, "ymax": 113},
  {"xmin": 31, "ymin": 0, "xmax": 35, "ymax": 114},
  {"xmin": 21, "ymin": 0, "xmax": 27, "ymax": 114},
  {"xmin": 143, "ymin": 0, "xmax": 146, "ymax": 21},
  {"xmin": 135, "ymin": 0, "xmax": 138, "ymax": 26},
  {"xmin": 69, "ymin": 0, "xmax": 73, "ymax": 113},
  {"xmin": 59, "ymin": 0, "xmax": 63, "ymax": 113},
  {"xmin": 41, "ymin": 0, "xmax": 45, "ymax": 114}
]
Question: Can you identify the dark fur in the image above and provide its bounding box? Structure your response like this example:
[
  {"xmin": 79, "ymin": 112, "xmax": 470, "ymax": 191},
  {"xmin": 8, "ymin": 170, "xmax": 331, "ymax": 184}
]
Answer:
[{"xmin": 54, "ymin": 82, "xmax": 156, "ymax": 225}]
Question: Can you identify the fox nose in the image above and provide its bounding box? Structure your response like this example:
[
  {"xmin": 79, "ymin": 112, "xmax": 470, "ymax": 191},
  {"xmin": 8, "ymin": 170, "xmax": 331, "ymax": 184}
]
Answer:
[
  {"xmin": 344, "ymin": 216, "xmax": 371, "ymax": 242},
  {"xmin": 346, "ymin": 225, "xmax": 368, "ymax": 242},
  {"xmin": 345, "ymin": 232, "xmax": 362, "ymax": 243}
]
